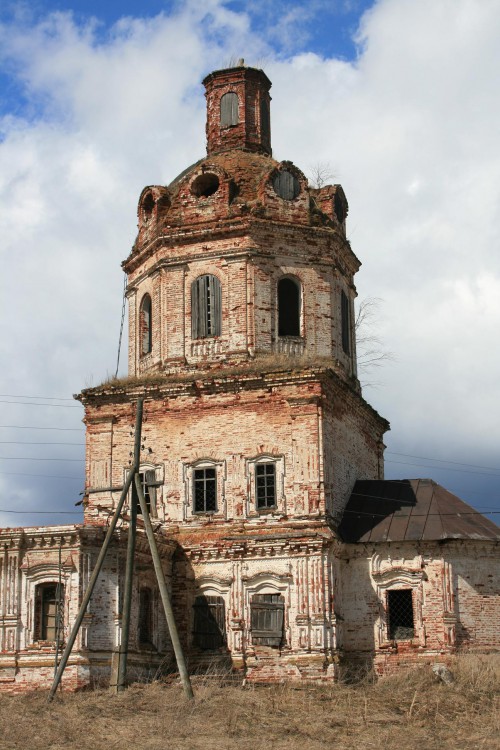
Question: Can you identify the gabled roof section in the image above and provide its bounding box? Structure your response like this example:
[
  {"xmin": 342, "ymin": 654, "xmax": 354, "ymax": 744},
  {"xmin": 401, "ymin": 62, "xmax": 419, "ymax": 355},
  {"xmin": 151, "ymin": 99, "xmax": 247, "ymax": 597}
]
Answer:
[{"xmin": 339, "ymin": 479, "xmax": 500, "ymax": 543}]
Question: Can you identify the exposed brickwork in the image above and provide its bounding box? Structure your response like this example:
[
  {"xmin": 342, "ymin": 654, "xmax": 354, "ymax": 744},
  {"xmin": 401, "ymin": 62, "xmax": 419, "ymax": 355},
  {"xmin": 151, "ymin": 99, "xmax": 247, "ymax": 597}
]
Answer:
[{"xmin": 1, "ymin": 63, "xmax": 498, "ymax": 691}]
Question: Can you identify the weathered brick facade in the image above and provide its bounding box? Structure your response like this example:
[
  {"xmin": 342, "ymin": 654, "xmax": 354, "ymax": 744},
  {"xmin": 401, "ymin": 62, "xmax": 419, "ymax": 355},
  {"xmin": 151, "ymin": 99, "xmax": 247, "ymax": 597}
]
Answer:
[{"xmin": 0, "ymin": 64, "xmax": 498, "ymax": 691}]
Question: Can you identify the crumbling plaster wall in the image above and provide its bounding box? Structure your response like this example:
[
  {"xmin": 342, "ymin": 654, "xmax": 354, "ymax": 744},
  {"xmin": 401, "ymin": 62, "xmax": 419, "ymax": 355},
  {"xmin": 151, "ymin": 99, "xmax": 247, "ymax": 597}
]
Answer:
[{"xmin": 336, "ymin": 540, "xmax": 500, "ymax": 674}]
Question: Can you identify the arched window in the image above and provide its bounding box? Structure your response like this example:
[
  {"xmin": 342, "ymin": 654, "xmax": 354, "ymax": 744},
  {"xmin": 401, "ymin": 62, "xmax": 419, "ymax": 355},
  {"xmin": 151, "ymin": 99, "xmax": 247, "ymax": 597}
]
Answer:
[
  {"xmin": 341, "ymin": 290, "xmax": 351, "ymax": 355},
  {"xmin": 140, "ymin": 294, "xmax": 152, "ymax": 355},
  {"xmin": 191, "ymin": 275, "xmax": 222, "ymax": 339},
  {"xmin": 34, "ymin": 582, "xmax": 64, "ymax": 641},
  {"xmin": 278, "ymin": 277, "xmax": 301, "ymax": 337},
  {"xmin": 260, "ymin": 97, "xmax": 270, "ymax": 141},
  {"xmin": 220, "ymin": 92, "xmax": 239, "ymax": 126}
]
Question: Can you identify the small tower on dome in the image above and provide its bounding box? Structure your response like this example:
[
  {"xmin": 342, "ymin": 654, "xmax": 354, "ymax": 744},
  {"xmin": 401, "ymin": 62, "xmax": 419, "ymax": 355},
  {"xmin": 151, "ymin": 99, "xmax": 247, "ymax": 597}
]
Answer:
[{"xmin": 203, "ymin": 60, "xmax": 272, "ymax": 156}]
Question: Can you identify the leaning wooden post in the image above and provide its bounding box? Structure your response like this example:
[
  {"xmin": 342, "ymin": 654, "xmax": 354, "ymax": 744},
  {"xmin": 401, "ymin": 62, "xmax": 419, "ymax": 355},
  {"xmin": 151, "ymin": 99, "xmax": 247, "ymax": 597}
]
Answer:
[
  {"xmin": 117, "ymin": 398, "xmax": 143, "ymax": 691},
  {"xmin": 47, "ymin": 401, "xmax": 144, "ymax": 702},
  {"xmin": 134, "ymin": 474, "xmax": 194, "ymax": 700}
]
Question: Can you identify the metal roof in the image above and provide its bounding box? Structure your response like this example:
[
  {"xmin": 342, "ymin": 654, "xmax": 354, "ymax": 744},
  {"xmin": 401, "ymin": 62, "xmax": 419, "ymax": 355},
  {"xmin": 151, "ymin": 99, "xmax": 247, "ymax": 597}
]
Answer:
[{"xmin": 338, "ymin": 479, "xmax": 500, "ymax": 543}]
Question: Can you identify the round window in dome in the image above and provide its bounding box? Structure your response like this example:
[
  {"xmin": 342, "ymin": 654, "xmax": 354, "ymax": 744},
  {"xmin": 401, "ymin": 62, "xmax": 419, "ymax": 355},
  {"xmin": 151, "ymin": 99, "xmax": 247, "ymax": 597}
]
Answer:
[
  {"xmin": 191, "ymin": 173, "xmax": 220, "ymax": 198},
  {"xmin": 273, "ymin": 170, "xmax": 300, "ymax": 201}
]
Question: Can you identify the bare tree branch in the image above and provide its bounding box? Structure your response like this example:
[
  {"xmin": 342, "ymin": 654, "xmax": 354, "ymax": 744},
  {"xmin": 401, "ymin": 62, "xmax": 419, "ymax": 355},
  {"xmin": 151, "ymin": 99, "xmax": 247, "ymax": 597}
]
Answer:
[
  {"xmin": 308, "ymin": 162, "xmax": 336, "ymax": 189},
  {"xmin": 355, "ymin": 297, "xmax": 394, "ymax": 383}
]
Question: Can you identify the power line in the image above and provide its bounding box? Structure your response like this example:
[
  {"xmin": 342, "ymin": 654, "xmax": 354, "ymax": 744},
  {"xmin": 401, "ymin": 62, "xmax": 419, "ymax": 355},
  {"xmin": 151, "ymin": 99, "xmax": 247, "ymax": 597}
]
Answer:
[
  {"xmin": 385, "ymin": 459, "xmax": 500, "ymax": 478},
  {"xmin": 0, "ymin": 471, "xmax": 81, "ymax": 479},
  {"xmin": 0, "ymin": 441, "xmax": 84, "ymax": 446},
  {"xmin": 0, "ymin": 394, "xmax": 75, "ymax": 401},
  {"xmin": 0, "ymin": 456, "xmax": 85, "ymax": 462},
  {"xmin": 0, "ymin": 400, "xmax": 81, "ymax": 408},
  {"xmin": 0, "ymin": 425, "xmax": 83, "ymax": 431},
  {"xmin": 2, "ymin": 510, "xmax": 81, "ymax": 516},
  {"xmin": 386, "ymin": 451, "xmax": 500, "ymax": 473}
]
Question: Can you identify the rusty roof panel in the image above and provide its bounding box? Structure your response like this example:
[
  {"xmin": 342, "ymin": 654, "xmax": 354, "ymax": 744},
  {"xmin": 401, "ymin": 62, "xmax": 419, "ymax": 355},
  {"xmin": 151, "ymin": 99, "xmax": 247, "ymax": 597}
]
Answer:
[{"xmin": 339, "ymin": 479, "xmax": 500, "ymax": 543}]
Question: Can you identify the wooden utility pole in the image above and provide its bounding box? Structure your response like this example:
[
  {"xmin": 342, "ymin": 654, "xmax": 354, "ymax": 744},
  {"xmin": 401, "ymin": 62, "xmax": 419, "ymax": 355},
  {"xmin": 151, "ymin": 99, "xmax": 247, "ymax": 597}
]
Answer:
[{"xmin": 48, "ymin": 399, "xmax": 193, "ymax": 702}]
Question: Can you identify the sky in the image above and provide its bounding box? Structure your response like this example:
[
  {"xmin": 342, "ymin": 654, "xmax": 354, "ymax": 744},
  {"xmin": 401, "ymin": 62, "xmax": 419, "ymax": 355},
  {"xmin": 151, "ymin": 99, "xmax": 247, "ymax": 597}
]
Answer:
[{"xmin": 0, "ymin": 0, "xmax": 499, "ymax": 527}]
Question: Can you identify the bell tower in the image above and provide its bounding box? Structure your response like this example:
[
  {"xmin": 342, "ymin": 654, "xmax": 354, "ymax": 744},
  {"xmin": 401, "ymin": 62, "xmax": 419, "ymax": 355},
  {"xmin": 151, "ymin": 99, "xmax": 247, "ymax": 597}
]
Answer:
[
  {"xmin": 81, "ymin": 64, "xmax": 389, "ymax": 683},
  {"xmin": 203, "ymin": 62, "xmax": 272, "ymax": 156}
]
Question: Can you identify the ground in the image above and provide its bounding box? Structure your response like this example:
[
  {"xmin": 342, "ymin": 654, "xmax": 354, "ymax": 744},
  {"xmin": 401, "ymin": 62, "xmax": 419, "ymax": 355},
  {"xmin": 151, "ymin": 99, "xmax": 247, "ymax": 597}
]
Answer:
[{"xmin": 0, "ymin": 655, "xmax": 498, "ymax": 750}]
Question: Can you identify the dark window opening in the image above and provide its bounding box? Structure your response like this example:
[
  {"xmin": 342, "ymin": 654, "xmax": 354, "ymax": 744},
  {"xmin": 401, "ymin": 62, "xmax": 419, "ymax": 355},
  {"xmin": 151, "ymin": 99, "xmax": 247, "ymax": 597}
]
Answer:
[
  {"xmin": 139, "ymin": 588, "xmax": 153, "ymax": 644},
  {"xmin": 140, "ymin": 294, "xmax": 152, "ymax": 356},
  {"xmin": 142, "ymin": 192, "xmax": 155, "ymax": 221},
  {"xmin": 273, "ymin": 170, "xmax": 300, "ymax": 200},
  {"xmin": 191, "ymin": 274, "xmax": 222, "ymax": 339},
  {"xmin": 341, "ymin": 290, "xmax": 350, "ymax": 355},
  {"xmin": 256, "ymin": 463, "xmax": 276, "ymax": 509},
  {"xmin": 194, "ymin": 467, "xmax": 217, "ymax": 513},
  {"xmin": 251, "ymin": 593, "xmax": 284, "ymax": 647},
  {"xmin": 193, "ymin": 594, "xmax": 226, "ymax": 650},
  {"xmin": 133, "ymin": 469, "xmax": 157, "ymax": 516},
  {"xmin": 191, "ymin": 172, "xmax": 220, "ymax": 198},
  {"xmin": 387, "ymin": 589, "xmax": 415, "ymax": 640},
  {"xmin": 34, "ymin": 583, "xmax": 64, "ymax": 641},
  {"xmin": 278, "ymin": 277, "xmax": 301, "ymax": 337},
  {"xmin": 334, "ymin": 192, "xmax": 345, "ymax": 224},
  {"xmin": 260, "ymin": 97, "xmax": 270, "ymax": 141},
  {"xmin": 220, "ymin": 92, "xmax": 239, "ymax": 126}
]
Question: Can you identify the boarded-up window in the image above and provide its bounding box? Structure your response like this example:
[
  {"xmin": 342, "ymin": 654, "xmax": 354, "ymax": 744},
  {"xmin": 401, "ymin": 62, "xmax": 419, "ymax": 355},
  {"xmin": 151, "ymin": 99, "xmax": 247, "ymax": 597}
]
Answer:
[
  {"xmin": 387, "ymin": 589, "xmax": 414, "ymax": 640},
  {"xmin": 251, "ymin": 593, "xmax": 284, "ymax": 647},
  {"xmin": 191, "ymin": 274, "xmax": 222, "ymax": 339},
  {"xmin": 194, "ymin": 467, "xmax": 217, "ymax": 513},
  {"xmin": 256, "ymin": 463, "xmax": 276, "ymax": 509},
  {"xmin": 273, "ymin": 170, "xmax": 300, "ymax": 200},
  {"xmin": 140, "ymin": 294, "xmax": 152, "ymax": 355},
  {"xmin": 193, "ymin": 595, "xmax": 226, "ymax": 650},
  {"xmin": 34, "ymin": 583, "xmax": 64, "ymax": 641},
  {"xmin": 220, "ymin": 92, "xmax": 239, "ymax": 126},
  {"xmin": 278, "ymin": 277, "xmax": 301, "ymax": 337},
  {"xmin": 341, "ymin": 290, "xmax": 350, "ymax": 355},
  {"xmin": 139, "ymin": 588, "xmax": 153, "ymax": 644}
]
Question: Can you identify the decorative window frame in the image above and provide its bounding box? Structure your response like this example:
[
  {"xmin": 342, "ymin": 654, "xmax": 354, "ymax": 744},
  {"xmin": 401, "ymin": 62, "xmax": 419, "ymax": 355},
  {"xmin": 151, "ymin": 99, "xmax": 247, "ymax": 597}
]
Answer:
[
  {"xmin": 371, "ymin": 565, "xmax": 425, "ymax": 648},
  {"xmin": 23, "ymin": 566, "xmax": 73, "ymax": 647},
  {"xmin": 245, "ymin": 454, "xmax": 286, "ymax": 517},
  {"xmin": 191, "ymin": 577, "xmax": 231, "ymax": 650},
  {"xmin": 183, "ymin": 458, "xmax": 226, "ymax": 520},
  {"xmin": 243, "ymin": 574, "xmax": 292, "ymax": 650}
]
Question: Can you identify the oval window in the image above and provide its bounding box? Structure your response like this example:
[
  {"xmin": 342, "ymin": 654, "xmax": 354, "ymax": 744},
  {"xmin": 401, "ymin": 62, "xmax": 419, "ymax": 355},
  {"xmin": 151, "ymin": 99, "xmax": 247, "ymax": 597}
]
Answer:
[
  {"xmin": 191, "ymin": 173, "xmax": 220, "ymax": 198},
  {"xmin": 273, "ymin": 171, "xmax": 300, "ymax": 200}
]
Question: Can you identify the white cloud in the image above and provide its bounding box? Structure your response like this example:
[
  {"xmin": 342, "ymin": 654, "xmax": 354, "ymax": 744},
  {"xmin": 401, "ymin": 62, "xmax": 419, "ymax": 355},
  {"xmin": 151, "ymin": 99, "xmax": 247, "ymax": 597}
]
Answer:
[{"xmin": 0, "ymin": 0, "xmax": 499, "ymax": 523}]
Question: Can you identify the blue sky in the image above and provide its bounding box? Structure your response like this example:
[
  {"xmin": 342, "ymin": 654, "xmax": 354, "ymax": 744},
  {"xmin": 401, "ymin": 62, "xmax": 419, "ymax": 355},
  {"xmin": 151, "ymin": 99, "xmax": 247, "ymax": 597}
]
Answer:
[{"xmin": 0, "ymin": 0, "xmax": 499, "ymax": 527}]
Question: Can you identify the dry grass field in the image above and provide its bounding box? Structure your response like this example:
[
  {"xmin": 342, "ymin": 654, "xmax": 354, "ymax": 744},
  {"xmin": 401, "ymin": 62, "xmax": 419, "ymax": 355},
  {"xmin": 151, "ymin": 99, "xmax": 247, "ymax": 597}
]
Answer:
[{"xmin": 0, "ymin": 656, "xmax": 498, "ymax": 750}]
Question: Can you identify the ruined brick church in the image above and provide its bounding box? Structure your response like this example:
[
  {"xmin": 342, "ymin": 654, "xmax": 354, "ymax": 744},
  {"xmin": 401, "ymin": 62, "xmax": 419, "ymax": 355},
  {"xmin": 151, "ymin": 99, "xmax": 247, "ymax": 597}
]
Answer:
[{"xmin": 1, "ymin": 64, "xmax": 498, "ymax": 691}]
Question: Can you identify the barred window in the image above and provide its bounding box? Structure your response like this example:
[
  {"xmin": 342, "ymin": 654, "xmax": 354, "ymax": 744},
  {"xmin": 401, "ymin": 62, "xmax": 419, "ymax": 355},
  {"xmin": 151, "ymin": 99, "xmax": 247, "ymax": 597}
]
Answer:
[
  {"xmin": 34, "ymin": 583, "xmax": 64, "ymax": 641},
  {"xmin": 256, "ymin": 463, "xmax": 276, "ymax": 509},
  {"xmin": 194, "ymin": 467, "xmax": 217, "ymax": 513},
  {"xmin": 193, "ymin": 595, "xmax": 226, "ymax": 650},
  {"xmin": 140, "ymin": 294, "xmax": 152, "ymax": 355},
  {"xmin": 251, "ymin": 593, "xmax": 284, "ymax": 647},
  {"xmin": 191, "ymin": 274, "xmax": 222, "ymax": 339},
  {"xmin": 387, "ymin": 589, "xmax": 415, "ymax": 640},
  {"xmin": 278, "ymin": 277, "xmax": 301, "ymax": 337}
]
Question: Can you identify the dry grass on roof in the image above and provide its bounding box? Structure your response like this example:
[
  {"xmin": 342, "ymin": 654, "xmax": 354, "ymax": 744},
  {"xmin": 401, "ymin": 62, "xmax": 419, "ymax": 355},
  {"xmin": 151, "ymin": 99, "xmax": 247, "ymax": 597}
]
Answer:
[
  {"xmin": 0, "ymin": 655, "xmax": 498, "ymax": 750},
  {"xmin": 91, "ymin": 354, "xmax": 337, "ymax": 392}
]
